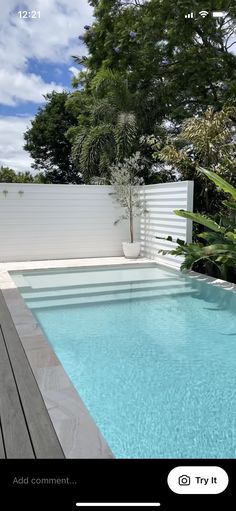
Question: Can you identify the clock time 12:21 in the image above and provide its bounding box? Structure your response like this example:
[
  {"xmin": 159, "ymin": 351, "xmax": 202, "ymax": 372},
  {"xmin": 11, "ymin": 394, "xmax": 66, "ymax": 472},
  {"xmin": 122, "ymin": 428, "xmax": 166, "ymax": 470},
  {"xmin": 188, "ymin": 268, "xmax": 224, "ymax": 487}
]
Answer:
[{"xmin": 18, "ymin": 11, "xmax": 41, "ymax": 18}]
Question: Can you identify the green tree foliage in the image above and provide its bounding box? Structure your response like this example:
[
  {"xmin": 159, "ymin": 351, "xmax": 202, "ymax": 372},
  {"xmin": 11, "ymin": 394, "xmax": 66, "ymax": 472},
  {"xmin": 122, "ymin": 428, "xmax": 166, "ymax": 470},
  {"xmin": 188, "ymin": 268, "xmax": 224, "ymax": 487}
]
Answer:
[
  {"xmin": 24, "ymin": 92, "xmax": 81, "ymax": 184},
  {"xmin": 66, "ymin": 69, "xmax": 139, "ymax": 182},
  {"xmin": 0, "ymin": 166, "xmax": 36, "ymax": 183},
  {"xmin": 68, "ymin": 0, "xmax": 236, "ymax": 183},
  {"xmin": 157, "ymin": 107, "xmax": 236, "ymax": 214},
  {"xmin": 80, "ymin": 0, "xmax": 236, "ymax": 124},
  {"xmin": 23, "ymin": 1, "xmax": 236, "ymax": 187}
]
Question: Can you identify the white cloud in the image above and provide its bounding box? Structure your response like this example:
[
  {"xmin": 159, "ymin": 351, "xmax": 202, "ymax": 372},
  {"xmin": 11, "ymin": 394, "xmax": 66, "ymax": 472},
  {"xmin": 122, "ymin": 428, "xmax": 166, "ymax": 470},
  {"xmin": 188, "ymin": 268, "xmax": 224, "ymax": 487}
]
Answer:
[
  {"xmin": 69, "ymin": 66, "xmax": 80, "ymax": 78},
  {"xmin": 0, "ymin": 0, "xmax": 93, "ymax": 104},
  {"xmin": 0, "ymin": 1, "xmax": 93, "ymax": 171},
  {"xmin": 0, "ymin": 0, "xmax": 92, "ymax": 69},
  {"xmin": 0, "ymin": 116, "xmax": 34, "ymax": 172},
  {"xmin": 0, "ymin": 70, "xmax": 63, "ymax": 106}
]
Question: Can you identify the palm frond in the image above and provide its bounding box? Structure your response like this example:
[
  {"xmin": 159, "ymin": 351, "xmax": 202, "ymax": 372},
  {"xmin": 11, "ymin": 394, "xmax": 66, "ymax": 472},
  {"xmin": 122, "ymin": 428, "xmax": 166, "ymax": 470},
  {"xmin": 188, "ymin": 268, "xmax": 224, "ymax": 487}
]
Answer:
[
  {"xmin": 91, "ymin": 69, "xmax": 126, "ymax": 97},
  {"xmin": 72, "ymin": 55, "xmax": 88, "ymax": 66},
  {"xmin": 91, "ymin": 69, "xmax": 132, "ymax": 111},
  {"xmin": 80, "ymin": 124, "xmax": 115, "ymax": 181},
  {"xmin": 224, "ymin": 201, "xmax": 236, "ymax": 210},
  {"xmin": 71, "ymin": 129, "xmax": 88, "ymax": 169},
  {"xmin": 198, "ymin": 167, "xmax": 236, "ymax": 200},
  {"xmin": 115, "ymin": 112, "xmax": 138, "ymax": 160},
  {"xmin": 90, "ymin": 98, "xmax": 118, "ymax": 125},
  {"xmin": 174, "ymin": 210, "xmax": 225, "ymax": 233}
]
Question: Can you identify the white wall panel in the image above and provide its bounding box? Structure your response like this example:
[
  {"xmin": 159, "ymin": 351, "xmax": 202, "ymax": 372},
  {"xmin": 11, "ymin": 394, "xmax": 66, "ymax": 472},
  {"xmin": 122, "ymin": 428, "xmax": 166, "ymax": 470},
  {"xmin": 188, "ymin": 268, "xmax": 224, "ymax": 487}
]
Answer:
[
  {"xmin": 0, "ymin": 184, "xmax": 136, "ymax": 262},
  {"xmin": 0, "ymin": 181, "xmax": 193, "ymax": 264}
]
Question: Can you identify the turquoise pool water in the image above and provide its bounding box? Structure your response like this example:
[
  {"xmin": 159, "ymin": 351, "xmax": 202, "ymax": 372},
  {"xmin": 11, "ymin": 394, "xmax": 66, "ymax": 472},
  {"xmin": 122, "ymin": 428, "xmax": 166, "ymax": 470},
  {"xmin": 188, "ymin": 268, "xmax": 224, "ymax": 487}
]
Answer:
[{"xmin": 12, "ymin": 264, "xmax": 236, "ymax": 458}]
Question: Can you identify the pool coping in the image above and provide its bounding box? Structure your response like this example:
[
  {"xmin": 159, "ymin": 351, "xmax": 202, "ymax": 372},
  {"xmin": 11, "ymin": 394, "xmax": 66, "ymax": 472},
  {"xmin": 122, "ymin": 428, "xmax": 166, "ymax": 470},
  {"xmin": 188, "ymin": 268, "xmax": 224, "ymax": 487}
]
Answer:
[{"xmin": 0, "ymin": 257, "xmax": 235, "ymax": 458}]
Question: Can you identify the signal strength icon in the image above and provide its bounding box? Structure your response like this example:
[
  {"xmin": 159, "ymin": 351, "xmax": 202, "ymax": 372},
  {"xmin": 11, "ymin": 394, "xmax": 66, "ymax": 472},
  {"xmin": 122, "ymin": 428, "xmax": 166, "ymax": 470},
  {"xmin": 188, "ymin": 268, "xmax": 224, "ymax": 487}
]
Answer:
[
  {"xmin": 185, "ymin": 12, "xmax": 194, "ymax": 19},
  {"xmin": 199, "ymin": 10, "xmax": 209, "ymax": 17}
]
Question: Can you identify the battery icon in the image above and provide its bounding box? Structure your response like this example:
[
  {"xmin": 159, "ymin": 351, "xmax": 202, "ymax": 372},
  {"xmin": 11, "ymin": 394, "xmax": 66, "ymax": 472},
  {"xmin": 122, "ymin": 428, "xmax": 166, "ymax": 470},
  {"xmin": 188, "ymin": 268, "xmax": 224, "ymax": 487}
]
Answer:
[{"xmin": 212, "ymin": 11, "xmax": 226, "ymax": 18}]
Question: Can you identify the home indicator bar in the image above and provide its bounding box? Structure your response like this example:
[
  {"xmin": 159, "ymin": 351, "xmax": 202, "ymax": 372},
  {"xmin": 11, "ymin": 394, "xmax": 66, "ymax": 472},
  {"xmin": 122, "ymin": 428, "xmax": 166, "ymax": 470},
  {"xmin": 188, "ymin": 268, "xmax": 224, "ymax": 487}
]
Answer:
[{"xmin": 75, "ymin": 504, "xmax": 161, "ymax": 508}]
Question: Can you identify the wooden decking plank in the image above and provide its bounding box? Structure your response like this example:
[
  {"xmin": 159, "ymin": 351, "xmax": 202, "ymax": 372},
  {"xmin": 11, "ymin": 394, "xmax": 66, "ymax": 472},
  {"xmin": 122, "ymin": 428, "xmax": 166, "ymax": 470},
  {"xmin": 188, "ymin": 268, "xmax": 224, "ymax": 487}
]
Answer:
[
  {"xmin": 0, "ymin": 291, "xmax": 64, "ymax": 459},
  {"xmin": 0, "ymin": 422, "xmax": 5, "ymax": 458},
  {"xmin": 0, "ymin": 327, "xmax": 35, "ymax": 458}
]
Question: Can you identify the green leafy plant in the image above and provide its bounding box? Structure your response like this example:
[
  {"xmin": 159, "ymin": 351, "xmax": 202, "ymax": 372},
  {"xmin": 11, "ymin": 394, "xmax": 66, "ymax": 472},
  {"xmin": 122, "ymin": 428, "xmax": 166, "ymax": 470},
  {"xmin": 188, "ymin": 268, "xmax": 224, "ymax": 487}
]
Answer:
[{"xmin": 158, "ymin": 168, "xmax": 236, "ymax": 282}]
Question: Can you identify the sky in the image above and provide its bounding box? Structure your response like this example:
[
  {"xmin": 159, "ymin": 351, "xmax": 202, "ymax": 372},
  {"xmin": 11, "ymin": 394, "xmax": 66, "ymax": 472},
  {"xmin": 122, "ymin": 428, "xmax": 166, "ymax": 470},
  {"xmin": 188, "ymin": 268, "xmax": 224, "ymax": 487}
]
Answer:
[{"xmin": 0, "ymin": 0, "xmax": 93, "ymax": 172}]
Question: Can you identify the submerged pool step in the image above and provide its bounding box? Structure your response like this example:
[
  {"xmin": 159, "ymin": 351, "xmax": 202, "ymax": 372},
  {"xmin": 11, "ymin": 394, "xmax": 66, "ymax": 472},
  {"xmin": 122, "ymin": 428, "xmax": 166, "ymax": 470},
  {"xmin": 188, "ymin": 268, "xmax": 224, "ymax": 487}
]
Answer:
[
  {"xmin": 26, "ymin": 283, "xmax": 198, "ymax": 309},
  {"xmin": 14, "ymin": 266, "xmax": 175, "ymax": 290},
  {"xmin": 22, "ymin": 277, "xmax": 190, "ymax": 301}
]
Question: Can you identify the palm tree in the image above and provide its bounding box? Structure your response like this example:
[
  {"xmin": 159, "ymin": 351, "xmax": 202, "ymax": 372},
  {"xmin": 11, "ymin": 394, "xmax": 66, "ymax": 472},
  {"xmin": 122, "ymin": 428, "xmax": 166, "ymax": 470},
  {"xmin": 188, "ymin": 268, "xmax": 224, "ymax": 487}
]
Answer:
[{"xmin": 71, "ymin": 69, "xmax": 139, "ymax": 182}]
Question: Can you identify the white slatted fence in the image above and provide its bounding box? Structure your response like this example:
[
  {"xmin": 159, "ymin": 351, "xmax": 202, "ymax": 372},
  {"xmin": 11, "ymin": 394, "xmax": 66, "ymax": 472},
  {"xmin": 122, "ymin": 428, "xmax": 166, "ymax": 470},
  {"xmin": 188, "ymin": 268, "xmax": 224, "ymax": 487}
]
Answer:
[
  {"xmin": 0, "ymin": 181, "xmax": 193, "ymax": 265},
  {"xmin": 140, "ymin": 181, "xmax": 194, "ymax": 268}
]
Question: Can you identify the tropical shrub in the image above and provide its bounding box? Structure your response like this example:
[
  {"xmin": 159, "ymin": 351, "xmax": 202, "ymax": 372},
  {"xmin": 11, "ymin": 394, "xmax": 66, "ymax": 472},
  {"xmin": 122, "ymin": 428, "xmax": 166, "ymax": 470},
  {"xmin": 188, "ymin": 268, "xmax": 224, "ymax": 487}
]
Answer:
[{"xmin": 158, "ymin": 168, "xmax": 236, "ymax": 283}]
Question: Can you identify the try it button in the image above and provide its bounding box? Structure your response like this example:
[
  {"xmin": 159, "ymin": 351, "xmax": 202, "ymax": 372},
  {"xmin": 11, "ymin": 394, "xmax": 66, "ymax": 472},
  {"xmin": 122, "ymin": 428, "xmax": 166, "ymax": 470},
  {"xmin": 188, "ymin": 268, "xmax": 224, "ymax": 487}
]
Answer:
[{"xmin": 167, "ymin": 466, "xmax": 229, "ymax": 494}]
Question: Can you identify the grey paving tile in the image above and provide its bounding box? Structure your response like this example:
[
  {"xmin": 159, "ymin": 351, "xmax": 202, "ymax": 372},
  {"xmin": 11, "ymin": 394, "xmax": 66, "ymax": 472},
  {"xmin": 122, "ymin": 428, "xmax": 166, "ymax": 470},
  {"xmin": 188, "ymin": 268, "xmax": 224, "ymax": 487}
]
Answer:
[{"xmin": 26, "ymin": 346, "xmax": 60, "ymax": 368}]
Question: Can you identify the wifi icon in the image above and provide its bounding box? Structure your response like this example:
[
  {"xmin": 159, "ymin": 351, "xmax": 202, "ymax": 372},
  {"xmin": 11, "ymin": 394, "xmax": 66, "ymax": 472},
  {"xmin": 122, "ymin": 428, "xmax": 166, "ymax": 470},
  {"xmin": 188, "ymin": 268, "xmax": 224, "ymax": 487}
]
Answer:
[{"xmin": 199, "ymin": 10, "xmax": 209, "ymax": 17}]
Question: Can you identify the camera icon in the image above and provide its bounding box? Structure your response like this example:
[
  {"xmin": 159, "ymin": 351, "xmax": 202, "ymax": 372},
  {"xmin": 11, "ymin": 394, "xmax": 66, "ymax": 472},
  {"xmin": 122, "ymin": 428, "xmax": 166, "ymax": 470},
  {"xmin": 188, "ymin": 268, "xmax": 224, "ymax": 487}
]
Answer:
[{"xmin": 178, "ymin": 475, "xmax": 191, "ymax": 486}]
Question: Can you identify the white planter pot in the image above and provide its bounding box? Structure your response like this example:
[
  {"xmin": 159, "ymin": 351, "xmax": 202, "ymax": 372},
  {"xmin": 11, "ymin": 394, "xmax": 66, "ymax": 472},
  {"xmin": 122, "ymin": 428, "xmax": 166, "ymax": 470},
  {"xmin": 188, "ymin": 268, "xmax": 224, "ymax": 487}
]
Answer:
[{"xmin": 122, "ymin": 241, "xmax": 141, "ymax": 259}]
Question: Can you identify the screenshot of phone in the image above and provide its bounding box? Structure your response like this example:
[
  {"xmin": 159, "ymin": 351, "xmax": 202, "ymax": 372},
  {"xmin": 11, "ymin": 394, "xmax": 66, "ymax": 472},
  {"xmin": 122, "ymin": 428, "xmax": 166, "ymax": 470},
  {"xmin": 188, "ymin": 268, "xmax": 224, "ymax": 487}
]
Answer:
[{"xmin": 0, "ymin": 1, "xmax": 235, "ymax": 509}]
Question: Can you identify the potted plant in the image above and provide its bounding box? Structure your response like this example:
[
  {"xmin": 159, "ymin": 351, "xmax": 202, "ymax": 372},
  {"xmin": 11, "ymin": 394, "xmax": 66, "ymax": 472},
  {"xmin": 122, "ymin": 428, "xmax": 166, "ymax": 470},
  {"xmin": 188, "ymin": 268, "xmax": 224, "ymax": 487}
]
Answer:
[{"xmin": 110, "ymin": 152, "xmax": 147, "ymax": 258}]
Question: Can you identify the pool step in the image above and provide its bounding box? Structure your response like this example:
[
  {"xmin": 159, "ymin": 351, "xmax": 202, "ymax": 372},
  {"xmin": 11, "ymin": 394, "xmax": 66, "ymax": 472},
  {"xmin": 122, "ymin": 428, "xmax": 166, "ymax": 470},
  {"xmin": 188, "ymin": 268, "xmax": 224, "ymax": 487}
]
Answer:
[
  {"xmin": 22, "ymin": 277, "xmax": 189, "ymax": 301},
  {"xmin": 25, "ymin": 281, "xmax": 198, "ymax": 309},
  {"xmin": 13, "ymin": 266, "xmax": 175, "ymax": 290}
]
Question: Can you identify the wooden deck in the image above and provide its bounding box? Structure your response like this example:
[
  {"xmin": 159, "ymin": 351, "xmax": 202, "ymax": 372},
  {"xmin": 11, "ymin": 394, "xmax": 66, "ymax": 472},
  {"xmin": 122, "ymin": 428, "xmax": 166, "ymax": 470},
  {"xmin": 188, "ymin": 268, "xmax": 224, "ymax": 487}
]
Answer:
[{"xmin": 0, "ymin": 290, "xmax": 64, "ymax": 459}]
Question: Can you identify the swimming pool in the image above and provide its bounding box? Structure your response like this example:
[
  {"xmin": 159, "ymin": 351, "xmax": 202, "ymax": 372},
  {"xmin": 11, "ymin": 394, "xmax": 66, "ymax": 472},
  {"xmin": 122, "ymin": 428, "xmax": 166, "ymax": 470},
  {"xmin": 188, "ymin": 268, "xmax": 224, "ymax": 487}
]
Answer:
[{"xmin": 11, "ymin": 263, "xmax": 236, "ymax": 458}]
